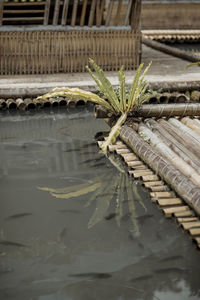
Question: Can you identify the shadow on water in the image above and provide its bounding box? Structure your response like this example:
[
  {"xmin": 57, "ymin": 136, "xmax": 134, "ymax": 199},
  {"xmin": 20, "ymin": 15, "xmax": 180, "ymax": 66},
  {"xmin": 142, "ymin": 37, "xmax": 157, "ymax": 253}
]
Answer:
[{"xmin": 0, "ymin": 108, "xmax": 200, "ymax": 300}]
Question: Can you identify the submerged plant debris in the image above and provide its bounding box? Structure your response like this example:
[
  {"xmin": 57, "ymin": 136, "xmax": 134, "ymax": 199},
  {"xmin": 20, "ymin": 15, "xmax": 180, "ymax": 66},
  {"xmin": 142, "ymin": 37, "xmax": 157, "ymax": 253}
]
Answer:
[{"xmin": 38, "ymin": 154, "xmax": 146, "ymax": 232}]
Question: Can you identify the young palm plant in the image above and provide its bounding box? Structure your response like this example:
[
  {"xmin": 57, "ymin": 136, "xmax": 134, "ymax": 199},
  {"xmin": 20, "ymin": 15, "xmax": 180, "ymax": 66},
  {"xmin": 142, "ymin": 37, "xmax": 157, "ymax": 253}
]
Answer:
[{"xmin": 37, "ymin": 59, "xmax": 152, "ymax": 153}]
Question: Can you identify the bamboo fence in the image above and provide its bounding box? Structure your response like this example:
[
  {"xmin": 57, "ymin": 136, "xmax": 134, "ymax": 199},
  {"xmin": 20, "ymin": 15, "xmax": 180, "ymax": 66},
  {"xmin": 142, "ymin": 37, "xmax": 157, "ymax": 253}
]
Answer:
[{"xmin": 0, "ymin": 0, "xmax": 141, "ymax": 75}]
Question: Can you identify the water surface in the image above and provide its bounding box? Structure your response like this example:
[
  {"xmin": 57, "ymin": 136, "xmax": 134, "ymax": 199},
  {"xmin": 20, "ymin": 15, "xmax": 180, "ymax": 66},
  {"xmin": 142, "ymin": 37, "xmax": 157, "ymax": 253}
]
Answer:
[{"xmin": 0, "ymin": 108, "xmax": 199, "ymax": 300}]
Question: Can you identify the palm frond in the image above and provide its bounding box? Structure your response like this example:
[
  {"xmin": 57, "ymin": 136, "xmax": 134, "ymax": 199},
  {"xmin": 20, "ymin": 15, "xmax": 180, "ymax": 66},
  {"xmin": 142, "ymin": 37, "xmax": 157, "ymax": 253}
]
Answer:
[
  {"xmin": 88, "ymin": 59, "xmax": 121, "ymax": 113},
  {"xmin": 127, "ymin": 63, "xmax": 144, "ymax": 111}
]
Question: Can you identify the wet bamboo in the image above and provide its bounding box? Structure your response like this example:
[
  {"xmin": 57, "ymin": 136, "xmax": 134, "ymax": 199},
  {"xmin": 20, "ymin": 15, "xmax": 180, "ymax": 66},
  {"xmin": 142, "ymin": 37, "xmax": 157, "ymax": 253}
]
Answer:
[
  {"xmin": 120, "ymin": 125, "xmax": 200, "ymax": 215},
  {"xmin": 158, "ymin": 119, "xmax": 200, "ymax": 159},
  {"xmin": 145, "ymin": 119, "xmax": 200, "ymax": 173},
  {"xmin": 94, "ymin": 103, "xmax": 200, "ymax": 119},
  {"xmin": 181, "ymin": 117, "xmax": 200, "ymax": 135},
  {"xmin": 138, "ymin": 123, "xmax": 200, "ymax": 186}
]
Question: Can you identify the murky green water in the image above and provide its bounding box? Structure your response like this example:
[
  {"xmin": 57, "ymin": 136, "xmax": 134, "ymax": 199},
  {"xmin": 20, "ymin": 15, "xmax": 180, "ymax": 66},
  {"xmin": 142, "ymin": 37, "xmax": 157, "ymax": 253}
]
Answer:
[{"xmin": 0, "ymin": 108, "xmax": 199, "ymax": 300}]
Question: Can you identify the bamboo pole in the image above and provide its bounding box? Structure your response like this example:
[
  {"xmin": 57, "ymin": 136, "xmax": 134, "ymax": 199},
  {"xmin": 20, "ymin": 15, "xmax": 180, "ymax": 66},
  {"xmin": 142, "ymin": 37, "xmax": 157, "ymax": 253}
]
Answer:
[
  {"xmin": 94, "ymin": 103, "xmax": 200, "ymax": 119},
  {"xmin": 181, "ymin": 117, "xmax": 200, "ymax": 135},
  {"xmin": 80, "ymin": 0, "xmax": 88, "ymax": 26},
  {"xmin": 105, "ymin": 0, "xmax": 114, "ymax": 26},
  {"xmin": 142, "ymin": 37, "xmax": 200, "ymax": 63},
  {"xmin": 71, "ymin": 0, "xmax": 78, "ymax": 27},
  {"xmin": 168, "ymin": 118, "xmax": 200, "ymax": 148},
  {"xmin": 158, "ymin": 119, "xmax": 200, "ymax": 159},
  {"xmin": 138, "ymin": 123, "xmax": 200, "ymax": 187},
  {"xmin": 145, "ymin": 118, "xmax": 200, "ymax": 173},
  {"xmin": 120, "ymin": 125, "xmax": 200, "ymax": 216},
  {"xmin": 88, "ymin": 0, "xmax": 96, "ymax": 27}
]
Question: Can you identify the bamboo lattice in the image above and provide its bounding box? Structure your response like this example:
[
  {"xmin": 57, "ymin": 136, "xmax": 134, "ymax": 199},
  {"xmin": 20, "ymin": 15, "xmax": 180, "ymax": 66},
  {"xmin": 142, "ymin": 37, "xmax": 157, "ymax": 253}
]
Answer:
[
  {"xmin": 0, "ymin": 0, "xmax": 141, "ymax": 74},
  {"xmin": 0, "ymin": 29, "xmax": 141, "ymax": 74}
]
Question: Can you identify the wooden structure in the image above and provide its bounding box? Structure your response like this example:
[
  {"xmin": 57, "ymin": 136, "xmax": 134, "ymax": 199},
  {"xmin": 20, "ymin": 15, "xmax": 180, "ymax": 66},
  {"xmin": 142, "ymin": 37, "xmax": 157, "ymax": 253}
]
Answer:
[
  {"xmin": 0, "ymin": 0, "xmax": 141, "ymax": 75},
  {"xmin": 141, "ymin": 1, "xmax": 200, "ymax": 30}
]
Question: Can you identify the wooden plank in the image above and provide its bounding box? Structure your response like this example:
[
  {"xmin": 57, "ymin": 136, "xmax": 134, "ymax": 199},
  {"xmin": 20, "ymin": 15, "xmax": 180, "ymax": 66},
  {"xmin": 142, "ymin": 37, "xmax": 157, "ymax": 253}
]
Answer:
[
  {"xmin": 120, "ymin": 153, "xmax": 137, "ymax": 161},
  {"xmin": 80, "ymin": 0, "xmax": 88, "ymax": 26},
  {"xmin": 177, "ymin": 217, "xmax": 198, "ymax": 223},
  {"xmin": 174, "ymin": 210, "xmax": 195, "ymax": 218},
  {"xmin": 115, "ymin": 148, "xmax": 130, "ymax": 155},
  {"xmin": 129, "ymin": 170, "xmax": 153, "ymax": 178},
  {"xmin": 96, "ymin": 0, "xmax": 104, "ymax": 27},
  {"xmin": 3, "ymin": 1, "xmax": 46, "ymax": 6},
  {"xmin": 181, "ymin": 221, "xmax": 200, "ymax": 230},
  {"xmin": 150, "ymin": 185, "xmax": 169, "ymax": 192},
  {"xmin": 143, "ymin": 181, "xmax": 164, "ymax": 188},
  {"xmin": 71, "ymin": 0, "xmax": 78, "ymax": 27},
  {"xmin": 61, "ymin": 0, "xmax": 69, "ymax": 26},
  {"xmin": 127, "ymin": 161, "xmax": 144, "ymax": 167},
  {"xmin": 53, "ymin": 0, "xmax": 60, "ymax": 25},
  {"xmin": 3, "ymin": 10, "xmax": 45, "ymax": 14},
  {"xmin": 142, "ymin": 174, "xmax": 159, "ymax": 182},
  {"xmin": 88, "ymin": 0, "xmax": 96, "ymax": 27},
  {"xmin": 105, "ymin": 0, "xmax": 114, "ymax": 26},
  {"xmin": 150, "ymin": 191, "xmax": 175, "ymax": 199},
  {"xmin": 189, "ymin": 228, "xmax": 200, "ymax": 236},
  {"xmin": 3, "ymin": 17, "xmax": 44, "ymax": 21},
  {"xmin": 157, "ymin": 198, "xmax": 182, "ymax": 207},
  {"xmin": 43, "ymin": 0, "xmax": 50, "ymax": 25},
  {"xmin": 124, "ymin": 0, "xmax": 133, "ymax": 26},
  {"xmin": 0, "ymin": 0, "xmax": 3, "ymax": 26},
  {"xmin": 163, "ymin": 206, "xmax": 189, "ymax": 218},
  {"xmin": 114, "ymin": 0, "xmax": 122, "ymax": 26}
]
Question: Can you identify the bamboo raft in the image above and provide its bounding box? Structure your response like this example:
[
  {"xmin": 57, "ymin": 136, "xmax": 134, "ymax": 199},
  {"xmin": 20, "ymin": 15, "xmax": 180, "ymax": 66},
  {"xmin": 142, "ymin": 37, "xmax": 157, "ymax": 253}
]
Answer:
[{"xmin": 98, "ymin": 118, "xmax": 200, "ymax": 250}]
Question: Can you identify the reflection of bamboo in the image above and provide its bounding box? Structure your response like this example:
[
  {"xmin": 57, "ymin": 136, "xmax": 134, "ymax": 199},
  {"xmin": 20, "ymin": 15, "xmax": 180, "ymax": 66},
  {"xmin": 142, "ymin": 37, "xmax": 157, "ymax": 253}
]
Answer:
[
  {"xmin": 139, "ymin": 123, "xmax": 200, "ymax": 186},
  {"xmin": 115, "ymin": 173, "xmax": 124, "ymax": 226},
  {"xmin": 127, "ymin": 179, "xmax": 139, "ymax": 234},
  {"xmin": 88, "ymin": 176, "xmax": 116, "ymax": 228},
  {"xmin": 120, "ymin": 125, "xmax": 200, "ymax": 215}
]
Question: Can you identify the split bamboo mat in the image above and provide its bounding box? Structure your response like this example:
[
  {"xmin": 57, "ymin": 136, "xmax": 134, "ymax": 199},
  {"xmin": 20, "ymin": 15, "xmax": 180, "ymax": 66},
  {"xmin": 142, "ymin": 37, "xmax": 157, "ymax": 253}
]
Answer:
[{"xmin": 98, "ymin": 116, "xmax": 200, "ymax": 250}]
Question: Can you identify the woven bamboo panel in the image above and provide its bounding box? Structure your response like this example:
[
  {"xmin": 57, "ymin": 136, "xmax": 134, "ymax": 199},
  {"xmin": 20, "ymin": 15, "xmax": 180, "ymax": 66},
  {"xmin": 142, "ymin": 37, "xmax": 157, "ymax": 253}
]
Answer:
[{"xmin": 0, "ymin": 29, "xmax": 141, "ymax": 75}]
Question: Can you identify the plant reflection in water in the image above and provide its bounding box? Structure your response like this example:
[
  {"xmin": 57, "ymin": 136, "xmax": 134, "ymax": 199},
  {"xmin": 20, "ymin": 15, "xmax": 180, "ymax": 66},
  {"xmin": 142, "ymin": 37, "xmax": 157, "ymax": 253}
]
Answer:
[{"xmin": 38, "ymin": 153, "xmax": 146, "ymax": 234}]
